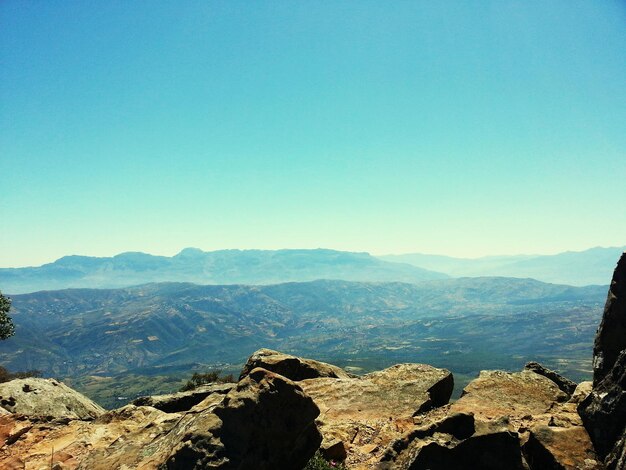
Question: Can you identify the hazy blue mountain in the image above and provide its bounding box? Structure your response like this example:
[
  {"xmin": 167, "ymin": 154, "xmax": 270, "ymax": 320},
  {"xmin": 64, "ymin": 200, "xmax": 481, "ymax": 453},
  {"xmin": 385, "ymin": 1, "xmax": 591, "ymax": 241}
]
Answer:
[
  {"xmin": 0, "ymin": 248, "xmax": 447, "ymax": 294},
  {"xmin": 0, "ymin": 278, "xmax": 606, "ymax": 406},
  {"xmin": 380, "ymin": 246, "xmax": 625, "ymax": 286}
]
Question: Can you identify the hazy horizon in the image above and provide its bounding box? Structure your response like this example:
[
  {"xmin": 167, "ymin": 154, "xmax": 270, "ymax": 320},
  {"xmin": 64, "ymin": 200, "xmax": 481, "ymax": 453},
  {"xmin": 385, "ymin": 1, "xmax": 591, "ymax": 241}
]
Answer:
[
  {"xmin": 2, "ymin": 2, "xmax": 625, "ymax": 267},
  {"xmin": 1, "ymin": 244, "xmax": 624, "ymax": 269}
]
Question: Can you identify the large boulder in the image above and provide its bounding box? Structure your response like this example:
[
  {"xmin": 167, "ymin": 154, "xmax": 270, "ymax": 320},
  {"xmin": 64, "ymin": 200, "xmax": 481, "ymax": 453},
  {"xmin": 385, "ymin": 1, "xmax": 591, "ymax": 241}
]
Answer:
[
  {"xmin": 0, "ymin": 405, "xmax": 179, "ymax": 469},
  {"xmin": 0, "ymin": 368, "xmax": 321, "ymax": 469},
  {"xmin": 522, "ymin": 425, "xmax": 601, "ymax": 470},
  {"xmin": 579, "ymin": 253, "xmax": 626, "ymax": 469},
  {"xmin": 524, "ymin": 362, "xmax": 577, "ymax": 397},
  {"xmin": 451, "ymin": 369, "xmax": 568, "ymax": 421},
  {"xmin": 579, "ymin": 349, "xmax": 626, "ymax": 466},
  {"xmin": 0, "ymin": 378, "xmax": 104, "ymax": 420},
  {"xmin": 239, "ymin": 348, "xmax": 353, "ymax": 381},
  {"xmin": 300, "ymin": 363, "xmax": 453, "ymax": 468},
  {"xmin": 79, "ymin": 367, "xmax": 322, "ymax": 469},
  {"xmin": 132, "ymin": 382, "xmax": 234, "ymax": 413},
  {"xmin": 380, "ymin": 412, "xmax": 526, "ymax": 470}
]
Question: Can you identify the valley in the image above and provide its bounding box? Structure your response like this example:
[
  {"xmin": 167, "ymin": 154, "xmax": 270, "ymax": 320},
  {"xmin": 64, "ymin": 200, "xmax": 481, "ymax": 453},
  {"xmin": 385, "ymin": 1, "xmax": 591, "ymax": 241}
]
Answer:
[{"xmin": 0, "ymin": 277, "xmax": 606, "ymax": 408}]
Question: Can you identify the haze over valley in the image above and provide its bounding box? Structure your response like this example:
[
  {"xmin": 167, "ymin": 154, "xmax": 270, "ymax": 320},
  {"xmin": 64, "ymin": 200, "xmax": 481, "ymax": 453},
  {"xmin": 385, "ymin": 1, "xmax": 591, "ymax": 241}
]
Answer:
[{"xmin": 0, "ymin": 245, "xmax": 617, "ymax": 407}]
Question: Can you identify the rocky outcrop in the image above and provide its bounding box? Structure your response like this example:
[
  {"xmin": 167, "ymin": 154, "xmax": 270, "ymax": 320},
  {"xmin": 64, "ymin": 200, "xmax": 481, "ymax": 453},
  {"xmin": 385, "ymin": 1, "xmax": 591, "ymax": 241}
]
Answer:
[
  {"xmin": 380, "ymin": 412, "xmax": 526, "ymax": 470},
  {"xmin": 523, "ymin": 425, "xmax": 601, "ymax": 470},
  {"xmin": 239, "ymin": 348, "xmax": 354, "ymax": 381},
  {"xmin": 0, "ymin": 368, "xmax": 321, "ymax": 469},
  {"xmin": 592, "ymin": 252, "xmax": 626, "ymax": 385},
  {"xmin": 524, "ymin": 362, "xmax": 577, "ymax": 397},
  {"xmin": 300, "ymin": 363, "xmax": 453, "ymax": 468},
  {"xmin": 132, "ymin": 382, "xmax": 234, "ymax": 413},
  {"xmin": 579, "ymin": 252, "xmax": 626, "ymax": 470},
  {"xmin": 0, "ymin": 378, "xmax": 104, "ymax": 420},
  {"xmin": 380, "ymin": 364, "xmax": 601, "ymax": 470},
  {"xmin": 450, "ymin": 369, "xmax": 568, "ymax": 420},
  {"xmin": 579, "ymin": 349, "xmax": 626, "ymax": 467}
]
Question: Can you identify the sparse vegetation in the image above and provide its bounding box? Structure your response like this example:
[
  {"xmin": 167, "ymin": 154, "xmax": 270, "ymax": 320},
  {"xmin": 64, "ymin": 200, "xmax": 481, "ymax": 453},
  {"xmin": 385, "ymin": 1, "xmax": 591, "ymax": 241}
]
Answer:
[
  {"xmin": 304, "ymin": 451, "xmax": 346, "ymax": 470},
  {"xmin": 0, "ymin": 365, "xmax": 41, "ymax": 383},
  {"xmin": 179, "ymin": 370, "xmax": 235, "ymax": 392},
  {"xmin": 0, "ymin": 291, "xmax": 15, "ymax": 340}
]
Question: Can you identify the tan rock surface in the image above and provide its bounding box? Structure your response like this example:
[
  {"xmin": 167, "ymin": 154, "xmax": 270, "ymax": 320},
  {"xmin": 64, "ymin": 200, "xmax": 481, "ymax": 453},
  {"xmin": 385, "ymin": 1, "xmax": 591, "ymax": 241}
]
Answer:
[
  {"xmin": 300, "ymin": 363, "xmax": 453, "ymax": 468},
  {"xmin": 451, "ymin": 369, "xmax": 568, "ymax": 421},
  {"xmin": 0, "ymin": 378, "xmax": 104, "ymax": 420},
  {"xmin": 239, "ymin": 348, "xmax": 354, "ymax": 381},
  {"xmin": 0, "ymin": 368, "xmax": 321, "ymax": 470}
]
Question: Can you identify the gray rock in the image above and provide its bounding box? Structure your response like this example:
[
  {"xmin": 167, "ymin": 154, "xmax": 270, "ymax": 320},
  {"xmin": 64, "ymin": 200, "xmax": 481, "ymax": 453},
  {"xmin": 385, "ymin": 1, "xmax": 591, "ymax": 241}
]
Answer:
[
  {"xmin": 592, "ymin": 252, "xmax": 626, "ymax": 385},
  {"xmin": 524, "ymin": 362, "xmax": 577, "ymax": 397},
  {"xmin": 132, "ymin": 382, "xmax": 234, "ymax": 413},
  {"xmin": 239, "ymin": 348, "xmax": 354, "ymax": 381},
  {"xmin": 579, "ymin": 349, "xmax": 626, "ymax": 465},
  {"xmin": 0, "ymin": 378, "xmax": 104, "ymax": 420}
]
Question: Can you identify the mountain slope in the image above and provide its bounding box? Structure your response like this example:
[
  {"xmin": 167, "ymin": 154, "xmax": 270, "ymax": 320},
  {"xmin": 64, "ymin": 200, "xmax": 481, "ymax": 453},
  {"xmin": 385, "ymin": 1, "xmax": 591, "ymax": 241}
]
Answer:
[
  {"xmin": 0, "ymin": 248, "xmax": 447, "ymax": 294},
  {"xmin": 380, "ymin": 246, "xmax": 625, "ymax": 286},
  {"xmin": 0, "ymin": 278, "xmax": 606, "ymax": 392}
]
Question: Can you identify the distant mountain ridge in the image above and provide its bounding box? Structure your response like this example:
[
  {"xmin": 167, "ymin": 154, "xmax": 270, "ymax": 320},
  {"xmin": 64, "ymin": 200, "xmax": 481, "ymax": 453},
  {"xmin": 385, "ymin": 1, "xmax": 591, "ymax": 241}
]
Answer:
[
  {"xmin": 0, "ymin": 248, "xmax": 447, "ymax": 294},
  {"xmin": 380, "ymin": 246, "xmax": 625, "ymax": 286}
]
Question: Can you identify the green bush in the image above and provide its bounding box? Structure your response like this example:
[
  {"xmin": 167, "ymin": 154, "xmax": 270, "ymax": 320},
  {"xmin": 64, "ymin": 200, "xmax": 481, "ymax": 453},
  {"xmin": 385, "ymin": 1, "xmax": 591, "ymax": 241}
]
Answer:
[{"xmin": 304, "ymin": 451, "xmax": 346, "ymax": 470}]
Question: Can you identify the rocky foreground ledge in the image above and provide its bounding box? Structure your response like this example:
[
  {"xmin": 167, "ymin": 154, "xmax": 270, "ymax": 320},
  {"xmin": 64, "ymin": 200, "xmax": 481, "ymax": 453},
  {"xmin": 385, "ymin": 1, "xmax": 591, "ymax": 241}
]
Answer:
[{"xmin": 0, "ymin": 253, "xmax": 624, "ymax": 469}]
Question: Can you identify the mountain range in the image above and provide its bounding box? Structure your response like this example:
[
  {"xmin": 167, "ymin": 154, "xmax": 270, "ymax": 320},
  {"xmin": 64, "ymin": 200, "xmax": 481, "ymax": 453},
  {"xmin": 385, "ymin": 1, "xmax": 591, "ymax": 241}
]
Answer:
[
  {"xmin": 0, "ymin": 248, "xmax": 447, "ymax": 295},
  {"xmin": 379, "ymin": 246, "xmax": 625, "ymax": 286},
  {"xmin": 1, "ymin": 246, "xmax": 622, "ymax": 295}
]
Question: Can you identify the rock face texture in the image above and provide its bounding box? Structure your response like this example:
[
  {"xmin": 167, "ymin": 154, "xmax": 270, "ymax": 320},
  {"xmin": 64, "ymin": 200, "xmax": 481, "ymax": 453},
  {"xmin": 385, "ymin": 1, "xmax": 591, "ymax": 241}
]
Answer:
[
  {"xmin": 592, "ymin": 252, "xmax": 626, "ymax": 385},
  {"xmin": 132, "ymin": 382, "xmax": 234, "ymax": 413},
  {"xmin": 380, "ymin": 365, "xmax": 601, "ymax": 470},
  {"xmin": 579, "ymin": 252, "xmax": 626, "ymax": 470},
  {"xmin": 0, "ymin": 368, "xmax": 321, "ymax": 469},
  {"xmin": 300, "ymin": 363, "xmax": 453, "ymax": 468},
  {"xmin": 524, "ymin": 361, "xmax": 578, "ymax": 397},
  {"xmin": 0, "ymin": 378, "xmax": 104, "ymax": 420},
  {"xmin": 239, "ymin": 348, "xmax": 354, "ymax": 381}
]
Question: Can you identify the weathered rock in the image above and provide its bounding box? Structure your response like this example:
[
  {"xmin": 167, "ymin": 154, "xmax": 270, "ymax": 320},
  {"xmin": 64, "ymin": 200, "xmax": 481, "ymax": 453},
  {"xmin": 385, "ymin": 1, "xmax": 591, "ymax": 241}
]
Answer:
[
  {"xmin": 380, "ymin": 412, "xmax": 476, "ymax": 464},
  {"xmin": 592, "ymin": 252, "xmax": 626, "ymax": 386},
  {"xmin": 568, "ymin": 381, "xmax": 592, "ymax": 405},
  {"xmin": 300, "ymin": 363, "xmax": 453, "ymax": 468},
  {"xmin": 0, "ymin": 368, "xmax": 321, "ymax": 469},
  {"xmin": 451, "ymin": 370, "xmax": 568, "ymax": 421},
  {"xmin": 524, "ymin": 362, "xmax": 577, "ymax": 397},
  {"xmin": 406, "ymin": 429, "xmax": 525, "ymax": 470},
  {"xmin": 0, "ymin": 378, "xmax": 104, "ymax": 420},
  {"xmin": 132, "ymin": 382, "xmax": 234, "ymax": 413},
  {"xmin": 239, "ymin": 348, "xmax": 353, "ymax": 381},
  {"xmin": 0, "ymin": 405, "xmax": 178, "ymax": 469},
  {"xmin": 579, "ymin": 252, "xmax": 626, "ymax": 469},
  {"xmin": 79, "ymin": 367, "xmax": 322, "ymax": 470},
  {"xmin": 605, "ymin": 428, "xmax": 626, "ymax": 470},
  {"xmin": 320, "ymin": 437, "xmax": 348, "ymax": 462},
  {"xmin": 579, "ymin": 349, "xmax": 626, "ymax": 464},
  {"xmin": 522, "ymin": 425, "xmax": 601, "ymax": 470}
]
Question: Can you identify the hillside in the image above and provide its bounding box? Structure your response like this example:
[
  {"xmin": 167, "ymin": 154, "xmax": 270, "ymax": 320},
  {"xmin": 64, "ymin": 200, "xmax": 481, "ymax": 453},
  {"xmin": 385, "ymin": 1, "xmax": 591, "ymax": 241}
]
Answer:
[
  {"xmin": 0, "ymin": 248, "xmax": 447, "ymax": 294},
  {"xmin": 380, "ymin": 246, "xmax": 625, "ymax": 286},
  {"xmin": 0, "ymin": 278, "xmax": 606, "ymax": 406}
]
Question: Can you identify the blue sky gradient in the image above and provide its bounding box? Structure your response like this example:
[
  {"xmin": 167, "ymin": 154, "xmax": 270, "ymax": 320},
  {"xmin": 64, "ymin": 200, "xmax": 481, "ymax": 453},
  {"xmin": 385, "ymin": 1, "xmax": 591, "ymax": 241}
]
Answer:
[{"xmin": 1, "ymin": 1, "xmax": 625, "ymax": 266}]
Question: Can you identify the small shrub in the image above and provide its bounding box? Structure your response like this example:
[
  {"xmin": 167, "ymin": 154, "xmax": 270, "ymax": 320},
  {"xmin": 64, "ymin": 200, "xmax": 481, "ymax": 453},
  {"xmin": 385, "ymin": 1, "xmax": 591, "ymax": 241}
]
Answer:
[
  {"xmin": 304, "ymin": 451, "xmax": 346, "ymax": 470},
  {"xmin": 179, "ymin": 370, "xmax": 235, "ymax": 392}
]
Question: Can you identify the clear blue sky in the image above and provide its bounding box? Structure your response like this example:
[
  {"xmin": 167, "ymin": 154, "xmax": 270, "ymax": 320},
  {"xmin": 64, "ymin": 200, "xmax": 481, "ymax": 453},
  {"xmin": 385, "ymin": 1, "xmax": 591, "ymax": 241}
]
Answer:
[{"xmin": 1, "ymin": 1, "xmax": 625, "ymax": 267}]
